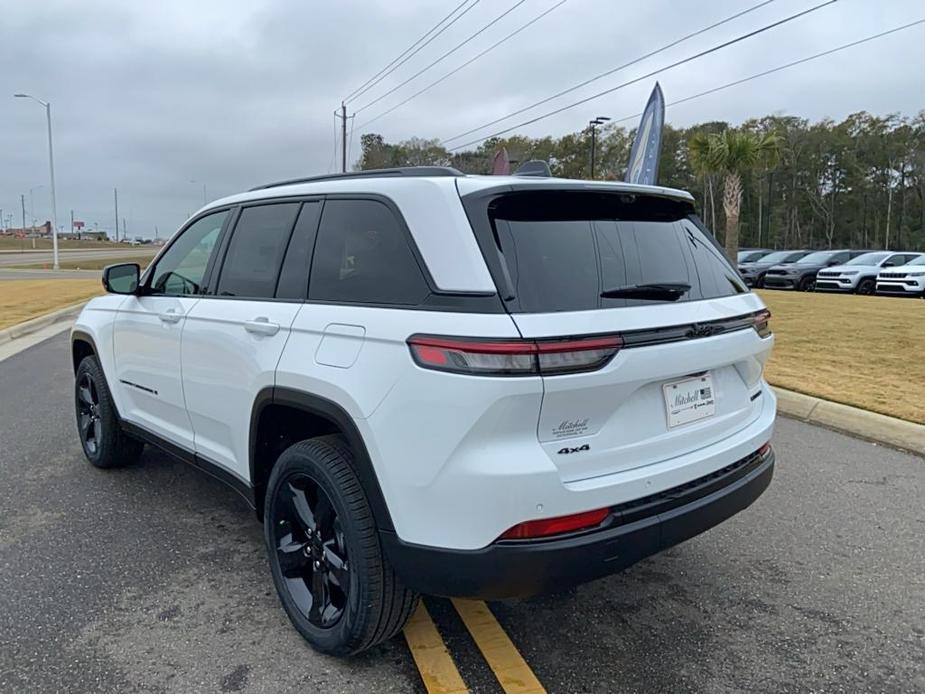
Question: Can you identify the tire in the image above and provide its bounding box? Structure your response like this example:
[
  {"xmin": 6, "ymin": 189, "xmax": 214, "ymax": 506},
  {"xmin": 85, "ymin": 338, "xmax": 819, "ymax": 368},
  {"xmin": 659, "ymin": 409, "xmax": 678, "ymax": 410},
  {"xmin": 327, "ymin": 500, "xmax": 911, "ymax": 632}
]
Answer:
[
  {"xmin": 75, "ymin": 356, "xmax": 145, "ymax": 469},
  {"xmin": 755, "ymin": 274, "xmax": 765, "ymax": 289},
  {"xmin": 798, "ymin": 275, "xmax": 815, "ymax": 292},
  {"xmin": 856, "ymin": 278, "xmax": 875, "ymax": 295},
  {"xmin": 264, "ymin": 435, "xmax": 419, "ymax": 656}
]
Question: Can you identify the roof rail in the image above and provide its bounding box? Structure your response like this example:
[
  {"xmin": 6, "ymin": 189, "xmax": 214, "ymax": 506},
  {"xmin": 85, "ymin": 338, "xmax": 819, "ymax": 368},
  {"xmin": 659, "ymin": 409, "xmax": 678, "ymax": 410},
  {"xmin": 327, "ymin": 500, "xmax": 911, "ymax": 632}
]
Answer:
[{"xmin": 250, "ymin": 166, "xmax": 464, "ymax": 191}]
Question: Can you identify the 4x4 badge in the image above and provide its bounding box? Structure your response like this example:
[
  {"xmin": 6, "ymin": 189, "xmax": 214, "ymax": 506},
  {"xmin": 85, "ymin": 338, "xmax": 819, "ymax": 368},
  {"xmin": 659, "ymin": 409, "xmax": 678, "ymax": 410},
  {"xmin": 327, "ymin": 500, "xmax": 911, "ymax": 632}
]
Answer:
[{"xmin": 557, "ymin": 444, "xmax": 590, "ymax": 455}]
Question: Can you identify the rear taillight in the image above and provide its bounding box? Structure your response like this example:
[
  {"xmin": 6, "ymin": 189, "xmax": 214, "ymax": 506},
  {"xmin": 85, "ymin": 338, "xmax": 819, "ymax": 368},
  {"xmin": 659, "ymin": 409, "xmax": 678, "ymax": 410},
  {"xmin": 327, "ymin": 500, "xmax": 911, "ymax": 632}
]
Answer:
[
  {"xmin": 499, "ymin": 508, "xmax": 610, "ymax": 540},
  {"xmin": 407, "ymin": 334, "xmax": 623, "ymax": 376},
  {"xmin": 751, "ymin": 309, "xmax": 772, "ymax": 338}
]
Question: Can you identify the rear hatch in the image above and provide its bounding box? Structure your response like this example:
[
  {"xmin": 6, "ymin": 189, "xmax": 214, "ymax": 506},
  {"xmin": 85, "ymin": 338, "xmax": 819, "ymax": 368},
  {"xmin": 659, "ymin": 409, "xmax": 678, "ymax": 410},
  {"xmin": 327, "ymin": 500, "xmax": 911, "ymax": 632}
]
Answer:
[{"xmin": 463, "ymin": 187, "xmax": 773, "ymax": 483}]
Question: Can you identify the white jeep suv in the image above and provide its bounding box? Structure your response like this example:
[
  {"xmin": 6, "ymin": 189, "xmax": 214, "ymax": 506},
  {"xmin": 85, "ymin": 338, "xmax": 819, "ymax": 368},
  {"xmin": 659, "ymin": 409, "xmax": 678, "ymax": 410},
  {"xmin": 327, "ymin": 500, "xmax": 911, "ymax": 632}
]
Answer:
[
  {"xmin": 71, "ymin": 167, "xmax": 776, "ymax": 655},
  {"xmin": 876, "ymin": 254, "xmax": 925, "ymax": 296},
  {"xmin": 816, "ymin": 251, "xmax": 923, "ymax": 294}
]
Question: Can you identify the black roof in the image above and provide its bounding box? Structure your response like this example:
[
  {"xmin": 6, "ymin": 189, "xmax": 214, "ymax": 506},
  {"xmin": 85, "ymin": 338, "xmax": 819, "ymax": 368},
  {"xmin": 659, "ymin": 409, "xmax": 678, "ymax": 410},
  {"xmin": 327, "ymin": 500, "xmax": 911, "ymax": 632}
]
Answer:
[{"xmin": 250, "ymin": 166, "xmax": 465, "ymax": 191}]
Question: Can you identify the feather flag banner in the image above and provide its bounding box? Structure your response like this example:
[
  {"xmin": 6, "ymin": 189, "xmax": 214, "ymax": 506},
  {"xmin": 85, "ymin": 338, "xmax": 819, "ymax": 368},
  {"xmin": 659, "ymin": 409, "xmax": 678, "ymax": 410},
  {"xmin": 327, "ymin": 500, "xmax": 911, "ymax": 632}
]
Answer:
[{"xmin": 625, "ymin": 82, "xmax": 665, "ymax": 186}]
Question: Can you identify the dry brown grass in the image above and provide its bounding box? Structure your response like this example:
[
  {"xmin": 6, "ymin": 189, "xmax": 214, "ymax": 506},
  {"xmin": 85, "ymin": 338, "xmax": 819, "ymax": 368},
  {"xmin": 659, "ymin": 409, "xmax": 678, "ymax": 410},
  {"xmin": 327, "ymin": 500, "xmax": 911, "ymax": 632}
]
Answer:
[
  {"xmin": 0, "ymin": 279, "xmax": 103, "ymax": 330},
  {"xmin": 757, "ymin": 289, "xmax": 925, "ymax": 424},
  {"xmin": 10, "ymin": 254, "xmax": 155, "ymax": 271},
  {"xmin": 0, "ymin": 237, "xmax": 123, "ymax": 250}
]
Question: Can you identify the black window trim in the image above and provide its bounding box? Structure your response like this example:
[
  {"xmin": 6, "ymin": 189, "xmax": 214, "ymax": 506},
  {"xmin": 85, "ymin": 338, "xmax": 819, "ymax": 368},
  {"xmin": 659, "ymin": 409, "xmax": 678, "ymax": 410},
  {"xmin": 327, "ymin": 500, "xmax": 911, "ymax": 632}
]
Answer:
[
  {"xmin": 142, "ymin": 193, "xmax": 504, "ymax": 313},
  {"xmin": 209, "ymin": 198, "xmax": 316, "ymax": 302}
]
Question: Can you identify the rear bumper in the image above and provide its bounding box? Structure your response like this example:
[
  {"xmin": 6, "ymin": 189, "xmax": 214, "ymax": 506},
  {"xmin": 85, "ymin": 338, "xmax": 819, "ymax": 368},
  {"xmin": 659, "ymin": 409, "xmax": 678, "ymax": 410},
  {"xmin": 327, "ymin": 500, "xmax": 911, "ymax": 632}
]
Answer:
[{"xmin": 383, "ymin": 446, "xmax": 774, "ymax": 599}]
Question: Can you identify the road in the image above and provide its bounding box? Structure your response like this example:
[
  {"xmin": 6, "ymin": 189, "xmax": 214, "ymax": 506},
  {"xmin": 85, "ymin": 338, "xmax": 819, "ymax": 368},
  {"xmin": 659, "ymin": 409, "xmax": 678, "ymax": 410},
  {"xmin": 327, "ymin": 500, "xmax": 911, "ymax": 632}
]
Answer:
[
  {"xmin": 0, "ymin": 248, "xmax": 156, "ymax": 268},
  {"xmin": 1, "ymin": 331, "xmax": 922, "ymax": 693}
]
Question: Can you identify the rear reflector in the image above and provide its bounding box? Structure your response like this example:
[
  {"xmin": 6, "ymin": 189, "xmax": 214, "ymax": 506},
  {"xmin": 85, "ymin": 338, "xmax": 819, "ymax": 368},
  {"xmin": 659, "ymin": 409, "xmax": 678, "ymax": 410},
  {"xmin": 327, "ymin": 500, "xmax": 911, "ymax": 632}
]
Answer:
[
  {"xmin": 407, "ymin": 334, "xmax": 623, "ymax": 376},
  {"xmin": 500, "ymin": 508, "xmax": 610, "ymax": 540}
]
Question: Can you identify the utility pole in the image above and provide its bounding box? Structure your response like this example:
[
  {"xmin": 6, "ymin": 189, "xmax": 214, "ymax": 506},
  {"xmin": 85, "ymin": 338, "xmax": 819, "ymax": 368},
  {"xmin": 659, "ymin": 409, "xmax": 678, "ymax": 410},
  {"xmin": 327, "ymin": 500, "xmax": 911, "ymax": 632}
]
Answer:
[
  {"xmin": 122, "ymin": 217, "xmax": 127, "ymax": 242},
  {"xmin": 70, "ymin": 209, "xmax": 74, "ymax": 239},
  {"xmin": 21, "ymin": 194, "xmax": 26, "ymax": 236},
  {"xmin": 336, "ymin": 102, "xmax": 348, "ymax": 172},
  {"xmin": 113, "ymin": 188, "xmax": 119, "ymax": 242}
]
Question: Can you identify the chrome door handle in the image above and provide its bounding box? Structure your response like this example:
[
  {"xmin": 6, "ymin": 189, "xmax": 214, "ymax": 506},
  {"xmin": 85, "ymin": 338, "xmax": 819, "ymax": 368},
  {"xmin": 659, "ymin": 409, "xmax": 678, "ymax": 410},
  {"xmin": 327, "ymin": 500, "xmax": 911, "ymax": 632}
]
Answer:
[
  {"xmin": 244, "ymin": 317, "xmax": 280, "ymax": 336},
  {"xmin": 158, "ymin": 309, "xmax": 182, "ymax": 324}
]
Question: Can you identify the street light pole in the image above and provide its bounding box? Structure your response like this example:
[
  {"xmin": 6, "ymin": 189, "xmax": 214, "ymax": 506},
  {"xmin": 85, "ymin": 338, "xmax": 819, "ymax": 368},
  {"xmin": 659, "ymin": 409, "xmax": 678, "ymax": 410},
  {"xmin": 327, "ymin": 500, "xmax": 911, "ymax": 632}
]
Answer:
[
  {"xmin": 587, "ymin": 116, "xmax": 610, "ymax": 180},
  {"xmin": 14, "ymin": 93, "xmax": 59, "ymax": 269}
]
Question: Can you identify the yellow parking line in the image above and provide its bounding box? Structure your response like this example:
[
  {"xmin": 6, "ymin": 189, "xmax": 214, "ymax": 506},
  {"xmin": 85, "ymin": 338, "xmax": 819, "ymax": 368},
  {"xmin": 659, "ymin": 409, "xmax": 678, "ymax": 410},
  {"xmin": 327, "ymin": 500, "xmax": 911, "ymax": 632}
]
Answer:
[
  {"xmin": 451, "ymin": 599, "xmax": 546, "ymax": 694},
  {"xmin": 403, "ymin": 602, "xmax": 470, "ymax": 694}
]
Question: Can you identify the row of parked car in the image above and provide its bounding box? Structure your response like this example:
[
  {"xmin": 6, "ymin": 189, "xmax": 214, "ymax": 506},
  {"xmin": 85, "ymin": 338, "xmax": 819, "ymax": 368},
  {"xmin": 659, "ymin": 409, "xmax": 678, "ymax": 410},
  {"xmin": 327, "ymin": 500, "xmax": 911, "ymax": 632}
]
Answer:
[{"xmin": 737, "ymin": 248, "xmax": 925, "ymax": 297}]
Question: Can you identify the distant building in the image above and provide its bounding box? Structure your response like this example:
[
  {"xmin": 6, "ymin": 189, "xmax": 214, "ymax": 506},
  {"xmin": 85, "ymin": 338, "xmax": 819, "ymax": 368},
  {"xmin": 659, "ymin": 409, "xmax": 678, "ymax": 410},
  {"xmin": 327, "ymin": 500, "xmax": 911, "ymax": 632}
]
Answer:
[{"xmin": 0, "ymin": 221, "xmax": 52, "ymax": 236}]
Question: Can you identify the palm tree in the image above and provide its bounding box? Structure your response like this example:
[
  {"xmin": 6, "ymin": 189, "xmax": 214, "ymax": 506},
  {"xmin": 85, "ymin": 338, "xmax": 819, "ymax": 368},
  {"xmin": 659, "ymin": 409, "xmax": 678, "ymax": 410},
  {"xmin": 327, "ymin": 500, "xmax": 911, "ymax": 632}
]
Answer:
[{"xmin": 689, "ymin": 129, "xmax": 782, "ymax": 260}]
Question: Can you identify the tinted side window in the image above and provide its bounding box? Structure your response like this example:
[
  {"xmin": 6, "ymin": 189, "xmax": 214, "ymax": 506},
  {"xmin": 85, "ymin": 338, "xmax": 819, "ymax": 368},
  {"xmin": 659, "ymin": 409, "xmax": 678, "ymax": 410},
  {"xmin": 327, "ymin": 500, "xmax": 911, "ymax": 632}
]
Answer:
[
  {"xmin": 150, "ymin": 210, "xmax": 228, "ymax": 296},
  {"xmin": 216, "ymin": 203, "xmax": 299, "ymax": 298},
  {"xmin": 309, "ymin": 199, "xmax": 429, "ymax": 305},
  {"xmin": 276, "ymin": 202, "xmax": 322, "ymax": 300}
]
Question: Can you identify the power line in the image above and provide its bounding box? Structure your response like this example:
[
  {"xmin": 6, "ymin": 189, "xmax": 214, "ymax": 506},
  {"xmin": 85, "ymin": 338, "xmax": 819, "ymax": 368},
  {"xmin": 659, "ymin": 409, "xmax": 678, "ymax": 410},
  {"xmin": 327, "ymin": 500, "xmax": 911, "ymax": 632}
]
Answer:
[
  {"xmin": 446, "ymin": 0, "xmax": 839, "ymax": 151},
  {"xmin": 442, "ymin": 0, "xmax": 780, "ymax": 145},
  {"xmin": 357, "ymin": 0, "xmax": 569, "ymax": 131},
  {"xmin": 345, "ymin": 0, "xmax": 479, "ymax": 104},
  {"xmin": 354, "ymin": 0, "xmax": 529, "ymax": 115},
  {"xmin": 607, "ymin": 19, "xmax": 925, "ymax": 127}
]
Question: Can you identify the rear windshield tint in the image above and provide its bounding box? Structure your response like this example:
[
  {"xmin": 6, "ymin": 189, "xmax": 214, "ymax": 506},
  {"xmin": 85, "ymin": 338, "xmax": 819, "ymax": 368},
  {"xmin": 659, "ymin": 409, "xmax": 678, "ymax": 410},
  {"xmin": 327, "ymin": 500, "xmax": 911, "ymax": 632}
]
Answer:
[{"xmin": 485, "ymin": 191, "xmax": 746, "ymax": 313}]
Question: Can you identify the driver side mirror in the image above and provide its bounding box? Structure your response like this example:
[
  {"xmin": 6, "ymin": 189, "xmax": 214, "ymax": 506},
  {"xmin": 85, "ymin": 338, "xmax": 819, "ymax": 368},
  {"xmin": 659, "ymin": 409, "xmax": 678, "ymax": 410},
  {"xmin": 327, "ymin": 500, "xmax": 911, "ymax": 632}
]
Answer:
[
  {"xmin": 882, "ymin": 261, "xmax": 896, "ymax": 267},
  {"xmin": 102, "ymin": 263, "xmax": 140, "ymax": 294}
]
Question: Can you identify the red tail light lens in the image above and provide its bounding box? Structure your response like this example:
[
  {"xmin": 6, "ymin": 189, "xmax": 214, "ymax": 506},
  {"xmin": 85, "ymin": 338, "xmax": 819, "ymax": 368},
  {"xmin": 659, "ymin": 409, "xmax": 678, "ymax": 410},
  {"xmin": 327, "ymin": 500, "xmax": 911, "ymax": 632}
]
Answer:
[
  {"xmin": 752, "ymin": 309, "xmax": 772, "ymax": 338},
  {"xmin": 500, "ymin": 508, "xmax": 610, "ymax": 540},
  {"xmin": 407, "ymin": 334, "xmax": 623, "ymax": 376}
]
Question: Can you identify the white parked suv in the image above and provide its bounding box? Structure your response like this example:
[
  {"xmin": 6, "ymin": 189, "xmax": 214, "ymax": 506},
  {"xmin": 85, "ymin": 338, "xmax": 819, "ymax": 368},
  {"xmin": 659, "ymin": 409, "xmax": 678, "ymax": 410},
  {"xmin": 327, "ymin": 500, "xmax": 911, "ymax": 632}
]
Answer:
[
  {"xmin": 815, "ymin": 251, "xmax": 923, "ymax": 295},
  {"xmin": 876, "ymin": 254, "xmax": 925, "ymax": 296},
  {"xmin": 71, "ymin": 167, "xmax": 776, "ymax": 655}
]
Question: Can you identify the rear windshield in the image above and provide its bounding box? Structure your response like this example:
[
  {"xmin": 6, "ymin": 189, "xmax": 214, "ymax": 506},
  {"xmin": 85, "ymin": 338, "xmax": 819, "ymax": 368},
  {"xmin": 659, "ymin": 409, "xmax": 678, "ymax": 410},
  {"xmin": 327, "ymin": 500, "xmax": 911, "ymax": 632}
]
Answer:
[{"xmin": 484, "ymin": 191, "xmax": 746, "ymax": 313}]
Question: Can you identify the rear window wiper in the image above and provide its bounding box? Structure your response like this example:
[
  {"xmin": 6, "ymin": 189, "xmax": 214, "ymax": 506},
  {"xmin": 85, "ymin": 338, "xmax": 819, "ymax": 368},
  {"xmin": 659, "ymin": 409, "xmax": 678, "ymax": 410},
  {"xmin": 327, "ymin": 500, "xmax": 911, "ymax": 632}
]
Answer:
[{"xmin": 600, "ymin": 282, "xmax": 691, "ymax": 300}]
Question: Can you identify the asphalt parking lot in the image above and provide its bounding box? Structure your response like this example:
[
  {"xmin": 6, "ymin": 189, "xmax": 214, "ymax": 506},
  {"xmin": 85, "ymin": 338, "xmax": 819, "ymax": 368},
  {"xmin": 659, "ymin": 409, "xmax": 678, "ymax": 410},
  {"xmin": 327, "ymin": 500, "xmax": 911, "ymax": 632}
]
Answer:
[{"xmin": 1, "ymin": 331, "xmax": 923, "ymax": 693}]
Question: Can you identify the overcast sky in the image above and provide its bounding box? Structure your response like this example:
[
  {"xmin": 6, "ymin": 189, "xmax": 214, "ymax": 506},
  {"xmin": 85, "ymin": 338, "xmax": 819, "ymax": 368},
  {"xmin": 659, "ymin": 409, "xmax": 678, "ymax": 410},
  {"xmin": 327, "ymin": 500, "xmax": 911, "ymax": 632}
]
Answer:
[{"xmin": 2, "ymin": 0, "xmax": 923, "ymax": 239}]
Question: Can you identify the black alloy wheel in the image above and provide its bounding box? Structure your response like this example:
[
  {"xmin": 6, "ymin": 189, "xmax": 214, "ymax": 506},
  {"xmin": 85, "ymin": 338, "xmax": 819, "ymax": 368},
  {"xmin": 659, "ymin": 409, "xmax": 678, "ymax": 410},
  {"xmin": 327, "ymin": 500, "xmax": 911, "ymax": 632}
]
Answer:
[
  {"xmin": 272, "ymin": 474, "xmax": 350, "ymax": 629},
  {"xmin": 76, "ymin": 372, "xmax": 102, "ymax": 456},
  {"xmin": 74, "ymin": 355, "xmax": 144, "ymax": 468},
  {"xmin": 264, "ymin": 436, "xmax": 419, "ymax": 655},
  {"xmin": 856, "ymin": 278, "xmax": 876, "ymax": 295},
  {"xmin": 799, "ymin": 275, "xmax": 816, "ymax": 291}
]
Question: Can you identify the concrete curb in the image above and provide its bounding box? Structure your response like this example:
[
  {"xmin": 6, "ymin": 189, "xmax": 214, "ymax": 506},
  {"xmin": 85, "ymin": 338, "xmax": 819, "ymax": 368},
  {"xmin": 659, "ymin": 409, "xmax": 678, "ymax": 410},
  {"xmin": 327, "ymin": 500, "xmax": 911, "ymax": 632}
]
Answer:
[
  {"xmin": 773, "ymin": 386, "xmax": 925, "ymax": 457},
  {"xmin": 0, "ymin": 301, "xmax": 87, "ymax": 345}
]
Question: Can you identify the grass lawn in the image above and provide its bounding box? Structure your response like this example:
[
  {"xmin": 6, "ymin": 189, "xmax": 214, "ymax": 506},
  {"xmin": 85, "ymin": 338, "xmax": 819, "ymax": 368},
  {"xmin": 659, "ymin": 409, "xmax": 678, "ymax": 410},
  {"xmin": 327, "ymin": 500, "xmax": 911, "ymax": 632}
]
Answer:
[
  {"xmin": 0, "ymin": 279, "xmax": 104, "ymax": 330},
  {"xmin": 757, "ymin": 289, "xmax": 924, "ymax": 424},
  {"xmin": 9, "ymin": 254, "xmax": 155, "ymax": 271},
  {"xmin": 0, "ymin": 237, "xmax": 123, "ymax": 250}
]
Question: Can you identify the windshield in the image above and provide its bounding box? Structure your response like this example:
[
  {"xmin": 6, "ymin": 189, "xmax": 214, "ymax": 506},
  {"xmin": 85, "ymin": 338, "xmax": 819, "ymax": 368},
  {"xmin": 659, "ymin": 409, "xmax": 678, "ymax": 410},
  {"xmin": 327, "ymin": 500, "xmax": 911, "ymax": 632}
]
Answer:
[
  {"xmin": 482, "ymin": 191, "xmax": 746, "ymax": 312},
  {"xmin": 847, "ymin": 252, "xmax": 889, "ymax": 266},
  {"xmin": 738, "ymin": 250, "xmax": 769, "ymax": 262},
  {"xmin": 760, "ymin": 250, "xmax": 805, "ymax": 264},
  {"xmin": 796, "ymin": 251, "xmax": 838, "ymax": 265}
]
